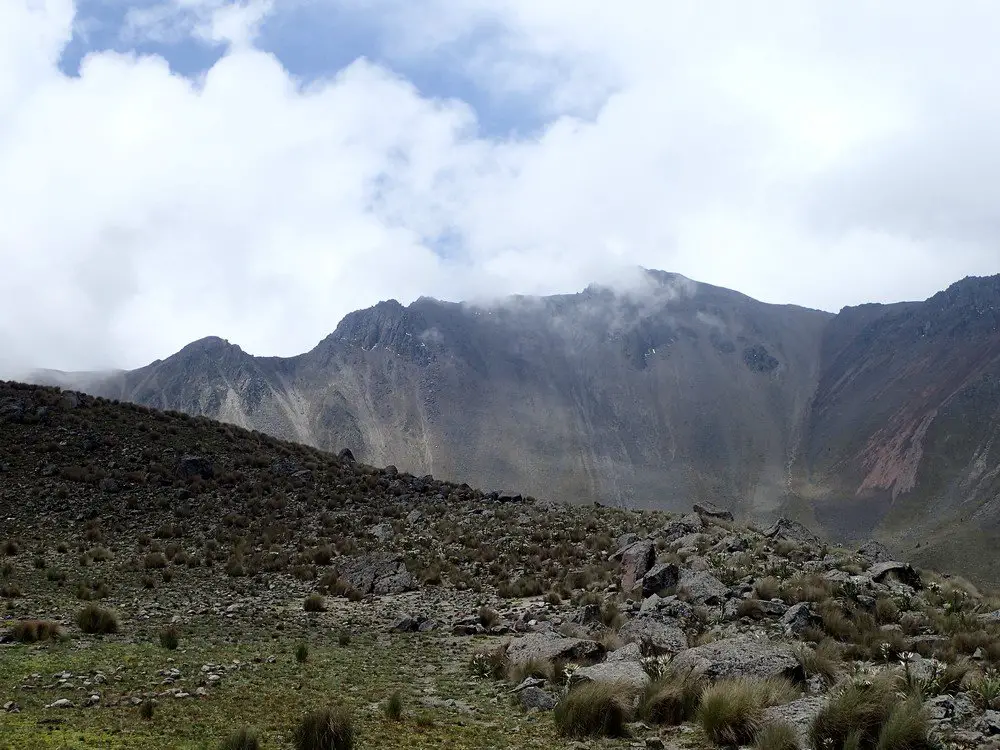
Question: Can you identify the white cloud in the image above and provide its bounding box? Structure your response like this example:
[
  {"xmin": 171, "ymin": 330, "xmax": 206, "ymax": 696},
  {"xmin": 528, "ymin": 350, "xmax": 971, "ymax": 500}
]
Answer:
[{"xmin": 1, "ymin": 0, "xmax": 998, "ymax": 375}]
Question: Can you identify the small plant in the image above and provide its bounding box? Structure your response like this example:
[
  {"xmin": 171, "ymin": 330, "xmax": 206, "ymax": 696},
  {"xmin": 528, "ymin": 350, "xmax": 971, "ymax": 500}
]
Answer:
[
  {"xmin": 553, "ymin": 681, "xmax": 634, "ymax": 738},
  {"xmin": 469, "ymin": 644, "xmax": 509, "ymax": 679},
  {"xmin": 810, "ymin": 674, "xmax": 912, "ymax": 749},
  {"xmin": 698, "ymin": 677, "xmax": 798, "ymax": 746},
  {"xmin": 76, "ymin": 604, "xmax": 119, "ymax": 634},
  {"xmin": 754, "ymin": 721, "xmax": 800, "ymax": 750},
  {"xmin": 144, "ymin": 552, "xmax": 168, "ymax": 569},
  {"xmin": 159, "ymin": 625, "xmax": 180, "ymax": 650},
  {"xmin": 304, "ymin": 593, "xmax": 327, "ymax": 612},
  {"xmin": 337, "ymin": 631, "xmax": 351, "ymax": 647},
  {"xmin": 384, "ymin": 689, "xmax": 404, "ymax": 721},
  {"xmin": 139, "ymin": 700, "xmax": 155, "ymax": 720},
  {"xmin": 0, "ymin": 582, "xmax": 23, "ymax": 598},
  {"xmin": 972, "ymin": 672, "xmax": 1000, "ymax": 710},
  {"xmin": 293, "ymin": 706, "xmax": 354, "ymax": 750},
  {"xmin": 296, "ymin": 643, "xmax": 309, "ymax": 663},
  {"xmin": 2, "ymin": 538, "xmax": 21, "ymax": 556},
  {"xmin": 794, "ymin": 640, "xmax": 841, "ymax": 685},
  {"xmin": 220, "ymin": 727, "xmax": 261, "ymax": 750},
  {"xmin": 11, "ymin": 619, "xmax": 62, "ymax": 643}
]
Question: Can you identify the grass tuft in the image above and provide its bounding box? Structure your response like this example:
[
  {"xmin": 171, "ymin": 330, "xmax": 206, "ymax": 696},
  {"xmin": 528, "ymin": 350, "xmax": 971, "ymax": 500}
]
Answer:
[
  {"xmin": 293, "ymin": 706, "xmax": 354, "ymax": 750},
  {"xmin": 639, "ymin": 668, "xmax": 706, "ymax": 725},
  {"xmin": 219, "ymin": 727, "xmax": 261, "ymax": 750},
  {"xmin": 553, "ymin": 681, "xmax": 634, "ymax": 738},
  {"xmin": 698, "ymin": 677, "xmax": 798, "ymax": 746},
  {"xmin": 76, "ymin": 604, "xmax": 119, "ymax": 634},
  {"xmin": 754, "ymin": 721, "xmax": 800, "ymax": 750}
]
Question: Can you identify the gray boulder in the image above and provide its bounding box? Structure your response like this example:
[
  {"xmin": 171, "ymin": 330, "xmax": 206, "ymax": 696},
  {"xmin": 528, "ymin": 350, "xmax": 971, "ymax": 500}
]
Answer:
[
  {"xmin": 518, "ymin": 686, "xmax": 557, "ymax": 711},
  {"xmin": 670, "ymin": 635, "xmax": 805, "ymax": 682},
  {"xmin": 570, "ymin": 660, "xmax": 650, "ymax": 691},
  {"xmin": 618, "ymin": 616, "xmax": 687, "ymax": 655},
  {"xmin": 857, "ymin": 540, "xmax": 893, "ymax": 564},
  {"xmin": 694, "ymin": 502, "xmax": 734, "ymax": 522},
  {"xmin": 606, "ymin": 642, "xmax": 644, "ymax": 662},
  {"xmin": 763, "ymin": 695, "xmax": 827, "ymax": 746},
  {"xmin": 505, "ymin": 633, "xmax": 603, "ymax": 666},
  {"xmin": 868, "ymin": 561, "xmax": 922, "ymax": 590},
  {"xmin": 781, "ymin": 602, "xmax": 822, "ymax": 635},
  {"xmin": 642, "ymin": 563, "xmax": 680, "ymax": 598},
  {"xmin": 764, "ymin": 518, "xmax": 818, "ymax": 544},
  {"xmin": 337, "ymin": 553, "xmax": 416, "ymax": 595},
  {"xmin": 619, "ymin": 540, "xmax": 656, "ymax": 592},
  {"xmin": 679, "ymin": 570, "xmax": 729, "ymax": 605},
  {"xmin": 176, "ymin": 455, "xmax": 215, "ymax": 480}
]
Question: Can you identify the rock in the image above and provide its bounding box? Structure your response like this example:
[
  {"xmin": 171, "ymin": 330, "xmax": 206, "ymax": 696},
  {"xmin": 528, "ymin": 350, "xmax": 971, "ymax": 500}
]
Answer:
[
  {"xmin": 642, "ymin": 563, "xmax": 680, "ymax": 598},
  {"xmin": 391, "ymin": 614, "xmax": 419, "ymax": 632},
  {"xmin": 336, "ymin": 553, "xmax": 416, "ymax": 595},
  {"xmin": 781, "ymin": 602, "xmax": 822, "ymax": 634},
  {"xmin": 405, "ymin": 510, "xmax": 423, "ymax": 524},
  {"xmin": 618, "ymin": 616, "xmax": 687, "ymax": 655},
  {"xmin": 979, "ymin": 710, "xmax": 1000, "ymax": 735},
  {"xmin": 678, "ymin": 570, "xmax": 729, "ymax": 605},
  {"xmin": 763, "ymin": 695, "xmax": 827, "ymax": 746},
  {"xmin": 856, "ymin": 540, "xmax": 893, "ymax": 564},
  {"xmin": 670, "ymin": 636, "xmax": 804, "ymax": 683},
  {"xmin": 640, "ymin": 594, "xmax": 663, "ymax": 615},
  {"xmin": 175, "ymin": 455, "xmax": 214, "ymax": 480},
  {"xmin": 645, "ymin": 739, "xmax": 665, "ymax": 750},
  {"xmin": 926, "ymin": 693, "xmax": 977, "ymax": 725},
  {"xmin": 511, "ymin": 677, "xmax": 546, "ymax": 692},
  {"xmin": 569, "ymin": 604, "xmax": 602, "ymax": 625},
  {"xmin": 606, "ymin": 642, "xmax": 644, "ymax": 662},
  {"xmin": 660, "ymin": 515, "xmax": 703, "ymax": 542},
  {"xmin": 518, "ymin": 686, "xmax": 557, "ymax": 711},
  {"xmin": 505, "ymin": 634, "xmax": 603, "ymax": 666},
  {"xmin": 45, "ymin": 699, "xmax": 73, "ymax": 709},
  {"xmin": 763, "ymin": 518, "xmax": 818, "ymax": 544},
  {"xmin": 3, "ymin": 701, "xmax": 20, "ymax": 713},
  {"xmin": 615, "ymin": 533, "xmax": 640, "ymax": 551},
  {"xmin": 338, "ymin": 448, "xmax": 355, "ymax": 463},
  {"xmin": 369, "ymin": 523, "xmax": 393, "ymax": 543},
  {"xmin": 569, "ymin": 660, "xmax": 650, "ymax": 691},
  {"xmin": 84, "ymin": 694, "xmax": 100, "ymax": 707},
  {"xmin": 619, "ymin": 541, "xmax": 656, "ymax": 592},
  {"xmin": 868, "ymin": 561, "xmax": 922, "ymax": 590},
  {"xmin": 693, "ymin": 502, "xmax": 734, "ymax": 522}
]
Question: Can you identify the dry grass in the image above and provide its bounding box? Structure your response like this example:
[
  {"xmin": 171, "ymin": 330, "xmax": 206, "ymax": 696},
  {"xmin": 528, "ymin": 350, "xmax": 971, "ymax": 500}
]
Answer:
[
  {"xmin": 697, "ymin": 677, "xmax": 798, "ymax": 746},
  {"xmin": 639, "ymin": 669, "xmax": 707, "ymax": 725},
  {"xmin": 553, "ymin": 681, "xmax": 635, "ymax": 738}
]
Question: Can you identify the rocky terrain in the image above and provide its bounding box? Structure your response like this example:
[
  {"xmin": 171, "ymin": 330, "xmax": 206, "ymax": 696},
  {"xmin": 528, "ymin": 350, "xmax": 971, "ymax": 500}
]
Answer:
[
  {"xmin": 29, "ymin": 271, "xmax": 1000, "ymax": 583},
  {"xmin": 4, "ymin": 382, "xmax": 1000, "ymax": 749}
]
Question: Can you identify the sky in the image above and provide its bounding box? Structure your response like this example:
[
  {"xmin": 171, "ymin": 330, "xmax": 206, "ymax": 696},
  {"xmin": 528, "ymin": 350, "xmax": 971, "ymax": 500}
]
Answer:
[{"xmin": 2, "ymin": 1, "xmax": 999, "ymax": 373}]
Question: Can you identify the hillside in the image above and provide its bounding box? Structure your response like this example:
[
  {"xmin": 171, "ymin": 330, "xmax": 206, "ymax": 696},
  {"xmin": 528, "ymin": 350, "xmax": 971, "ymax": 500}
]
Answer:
[
  {"xmin": 28, "ymin": 270, "xmax": 1000, "ymax": 582},
  {"xmin": 3, "ymin": 382, "xmax": 1000, "ymax": 749}
]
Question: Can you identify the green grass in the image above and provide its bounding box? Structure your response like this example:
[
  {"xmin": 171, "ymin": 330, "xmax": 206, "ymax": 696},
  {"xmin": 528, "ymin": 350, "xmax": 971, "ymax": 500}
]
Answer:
[{"xmin": 0, "ymin": 633, "xmax": 567, "ymax": 750}]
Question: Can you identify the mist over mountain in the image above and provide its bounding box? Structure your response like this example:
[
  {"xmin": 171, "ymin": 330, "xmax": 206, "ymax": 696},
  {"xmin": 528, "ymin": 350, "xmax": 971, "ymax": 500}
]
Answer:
[{"xmin": 32, "ymin": 269, "xmax": 1000, "ymax": 578}]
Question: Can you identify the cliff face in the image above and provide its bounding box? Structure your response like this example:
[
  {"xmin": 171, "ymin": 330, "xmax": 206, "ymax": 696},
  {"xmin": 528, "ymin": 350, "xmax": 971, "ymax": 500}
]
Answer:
[{"xmin": 33, "ymin": 270, "xmax": 1000, "ymax": 578}]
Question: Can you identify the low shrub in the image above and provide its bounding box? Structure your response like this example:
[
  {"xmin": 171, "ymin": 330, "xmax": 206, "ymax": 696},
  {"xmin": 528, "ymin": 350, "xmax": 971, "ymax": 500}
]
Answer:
[
  {"xmin": 11, "ymin": 619, "xmax": 62, "ymax": 643},
  {"xmin": 553, "ymin": 680, "xmax": 634, "ymax": 738},
  {"xmin": 698, "ymin": 677, "xmax": 798, "ymax": 746},
  {"xmin": 293, "ymin": 706, "xmax": 354, "ymax": 750},
  {"xmin": 76, "ymin": 604, "xmax": 119, "ymax": 634}
]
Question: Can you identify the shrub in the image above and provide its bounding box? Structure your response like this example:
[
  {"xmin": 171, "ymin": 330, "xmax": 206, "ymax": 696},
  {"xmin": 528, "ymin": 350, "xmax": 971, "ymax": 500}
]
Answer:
[
  {"xmin": 144, "ymin": 552, "xmax": 168, "ymax": 569},
  {"xmin": 874, "ymin": 699, "xmax": 933, "ymax": 750},
  {"xmin": 296, "ymin": 643, "xmax": 309, "ymax": 663},
  {"xmin": 11, "ymin": 620, "xmax": 62, "ymax": 643},
  {"xmin": 875, "ymin": 597, "xmax": 900, "ymax": 625},
  {"xmin": 139, "ymin": 700, "xmax": 155, "ymax": 720},
  {"xmin": 76, "ymin": 604, "xmax": 119, "ymax": 634},
  {"xmin": 754, "ymin": 721, "xmax": 800, "ymax": 750},
  {"xmin": 220, "ymin": 727, "xmax": 261, "ymax": 750},
  {"xmin": 384, "ymin": 690, "xmax": 404, "ymax": 721},
  {"xmin": 553, "ymin": 681, "xmax": 634, "ymax": 738},
  {"xmin": 0, "ymin": 582, "xmax": 23, "ymax": 598},
  {"xmin": 508, "ymin": 657, "xmax": 554, "ymax": 683},
  {"xmin": 2, "ymin": 539, "xmax": 21, "ymax": 556},
  {"xmin": 293, "ymin": 706, "xmax": 354, "ymax": 750},
  {"xmin": 809, "ymin": 675, "xmax": 900, "ymax": 749},
  {"xmin": 304, "ymin": 594, "xmax": 327, "ymax": 612},
  {"xmin": 159, "ymin": 626, "xmax": 180, "ymax": 650},
  {"xmin": 972, "ymin": 673, "xmax": 1000, "ymax": 710},
  {"xmin": 754, "ymin": 577, "xmax": 781, "ymax": 601},
  {"xmin": 337, "ymin": 631, "xmax": 351, "ymax": 647},
  {"xmin": 478, "ymin": 606, "xmax": 500, "ymax": 628},
  {"xmin": 794, "ymin": 640, "xmax": 841, "ymax": 685},
  {"xmin": 639, "ymin": 669, "xmax": 707, "ymax": 725},
  {"xmin": 698, "ymin": 678, "xmax": 798, "ymax": 746},
  {"xmin": 469, "ymin": 645, "xmax": 509, "ymax": 679}
]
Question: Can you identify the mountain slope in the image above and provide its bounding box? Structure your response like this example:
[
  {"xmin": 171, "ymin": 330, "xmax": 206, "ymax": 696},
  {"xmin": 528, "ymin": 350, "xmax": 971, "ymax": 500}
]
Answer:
[
  {"xmin": 51, "ymin": 271, "xmax": 832, "ymax": 516},
  {"xmin": 29, "ymin": 270, "xmax": 1000, "ymax": 580}
]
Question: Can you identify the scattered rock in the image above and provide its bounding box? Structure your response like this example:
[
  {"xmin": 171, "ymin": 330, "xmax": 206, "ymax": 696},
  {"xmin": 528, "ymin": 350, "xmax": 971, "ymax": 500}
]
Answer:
[
  {"xmin": 763, "ymin": 518, "xmax": 818, "ymax": 544},
  {"xmin": 642, "ymin": 563, "xmax": 680, "ymax": 598},
  {"xmin": 619, "ymin": 540, "xmax": 656, "ymax": 592},
  {"xmin": 781, "ymin": 602, "xmax": 821, "ymax": 634},
  {"xmin": 670, "ymin": 635, "xmax": 804, "ymax": 682},
  {"xmin": 337, "ymin": 553, "xmax": 415, "ymax": 595},
  {"xmin": 45, "ymin": 699, "xmax": 73, "ymax": 709},
  {"xmin": 569, "ymin": 660, "xmax": 651, "ymax": 690},
  {"xmin": 678, "ymin": 570, "xmax": 728, "ymax": 605},
  {"xmin": 762, "ymin": 695, "xmax": 827, "ymax": 745},
  {"xmin": 868, "ymin": 561, "xmax": 922, "ymax": 590},
  {"xmin": 518, "ymin": 686, "xmax": 557, "ymax": 711},
  {"xmin": 506, "ymin": 633, "xmax": 603, "ymax": 665},
  {"xmin": 693, "ymin": 502, "xmax": 734, "ymax": 522},
  {"xmin": 618, "ymin": 616, "xmax": 687, "ymax": 655}
]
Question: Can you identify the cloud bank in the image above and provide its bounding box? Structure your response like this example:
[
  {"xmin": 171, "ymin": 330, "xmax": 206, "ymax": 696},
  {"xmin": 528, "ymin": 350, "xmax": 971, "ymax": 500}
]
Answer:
[{"xmin": 1, "ymin": 0, "xmax": 998, "ymax": 373}]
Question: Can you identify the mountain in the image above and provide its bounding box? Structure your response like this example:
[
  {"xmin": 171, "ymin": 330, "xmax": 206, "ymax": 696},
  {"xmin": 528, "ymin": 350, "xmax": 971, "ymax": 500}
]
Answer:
[{"xmin": 29, "ymin": 269, "xmax": 1000, "ymax": 580}]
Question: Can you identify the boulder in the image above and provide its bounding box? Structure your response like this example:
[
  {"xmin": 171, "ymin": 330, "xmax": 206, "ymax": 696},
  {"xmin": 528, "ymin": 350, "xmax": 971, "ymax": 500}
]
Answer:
[
  {"xmin": 505, "ymin": 634, "xmax": 603, "ymax": 666},
  {"xmin": 338, "ymin": 448, "xmax": 355, "ymax": 463},
  {"xmin": 763, "ymin": 695, "xmax": 827, "ymax": 746},
  {"xmin": 619, "ymin": 540, "xmax": 656, "ymax": 592},
  {"xmin": 606, "ymin": 642, "xmax": 644, "ymax": 662},
  {"xmin": 678, "ymin": 570, "xmax": 729, "ymax": 605},
  {"xmin": 781, "ymin": 602, "xmax": 822, "ymax": 635},
  {"xmin": 369, "ymin": 523, "xmax": 393, "ymax": 543},
  {"xmin": 518, "ymin": 686, "xmax": 557, "ymax": 711},
  {"xmin": 569, "ymin": 660, "xmax": 650, "ymax": 691},
  {"xmin": 856, "ymin": 540, "xmax": 893, "ymax": 564},
  {"xmin": 693, "ymin": 502, "xmax": 734, "ymax": 522},
  {"xmin": 175, "ymin": 455, "xmax": 215, "ymax": 480},
  {"xmin": 763, "ymin": 518, "xmax": 818, "ymax": 544},
  {"xmin": 642, "ymin": 562, "xmax": 680, "ymax": 598},
  {"xmin": 337, "ymin": 553, "xmax": 415, "ymax": 595},
  {"xmin": 868, "ymin": 561, "xmax": 922, "ymax": 590},
  {"xmin": 618, "ymin": 616, "xmax": 687, "ymax": 655},
  {"xmin": 670, "ymin": 636, "xmax": 805, "ymax": 683}
]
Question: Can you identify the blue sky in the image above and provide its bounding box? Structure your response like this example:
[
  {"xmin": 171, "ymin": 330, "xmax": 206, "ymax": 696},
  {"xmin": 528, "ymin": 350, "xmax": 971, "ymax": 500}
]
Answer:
[{"xmin": 1, "ymin": 1, "xmax": 999, "ymax": 371}]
